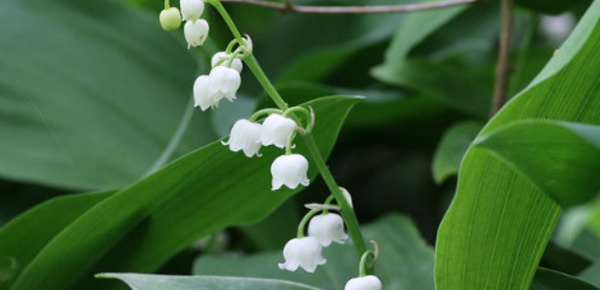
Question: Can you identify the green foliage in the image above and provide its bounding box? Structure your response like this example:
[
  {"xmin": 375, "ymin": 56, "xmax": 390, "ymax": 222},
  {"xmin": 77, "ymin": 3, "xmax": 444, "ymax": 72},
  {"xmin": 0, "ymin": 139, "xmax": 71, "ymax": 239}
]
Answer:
[
  {"xmin": 99, "ymin": 273, "xmax": 321, "ymax": 290},
  {"xmin": 531, "ymin": 268, "xmax": 599, "ymax": 290},
  {"xmin": 2, "ymin": 0, "xmax": 599, "ymax": 289},
  {"xmin": 474, "ymin": 120, "xmax": 600, "ymax": 208},
  {"xmin": 432, "ymin": 121, "xmax": 483, "ymax": 184},
  {"xmin": 372, "ymin": 2, "xmax": 497, "ymax": 117},
  {"xmin": 194, "ymin": 214, "xmax": 435, "ymax": 290},
  {"xmin": 0, "ymin": 191, "xmax": 113, "ymax": 288},
  {"xmin": 0, "ymin": 0, "xmax": 215, "ymax": 190},
  {"xmin": 3, "ymin": 96, "xmax": 359, "ymax": 290},
  {"xmin": 435, "ymin": 1, "xmax": 600, "ymax": 289}
]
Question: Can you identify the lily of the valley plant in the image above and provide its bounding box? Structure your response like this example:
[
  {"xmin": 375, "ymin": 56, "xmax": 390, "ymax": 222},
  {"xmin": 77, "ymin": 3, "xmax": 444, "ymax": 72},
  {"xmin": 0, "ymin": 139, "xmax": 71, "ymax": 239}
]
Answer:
[{"xmin": 159, "ymin": 0, "xmax": 381, "ymax": 287}]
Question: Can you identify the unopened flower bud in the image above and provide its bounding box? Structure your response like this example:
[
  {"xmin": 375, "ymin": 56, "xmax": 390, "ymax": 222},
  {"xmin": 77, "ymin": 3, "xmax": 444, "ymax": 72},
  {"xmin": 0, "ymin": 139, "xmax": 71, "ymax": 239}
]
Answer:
[
  {"xmin": 271, "ymin": 154, "xmax": 310, "ymax": 190},
  {"xmin": 159, "ymin": 7, "xmax": 182, "ymax": 31},
  {"xmin": 184, "ymin": 19, "xmax": 209, "ymax": 48},
  {"xmin": 180, "ymin": 0, "xmax": 205, "ymax": 21},
  {"xmin": 278, "ymin": 237, "xmax": 326, "ymax": 273}
]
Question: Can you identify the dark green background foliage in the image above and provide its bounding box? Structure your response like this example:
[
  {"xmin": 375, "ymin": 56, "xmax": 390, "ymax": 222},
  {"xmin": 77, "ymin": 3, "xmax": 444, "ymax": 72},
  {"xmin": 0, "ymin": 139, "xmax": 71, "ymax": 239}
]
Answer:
[{"xmin": 0, "ymin": 0, "xmax": 599, "ymax": 289}]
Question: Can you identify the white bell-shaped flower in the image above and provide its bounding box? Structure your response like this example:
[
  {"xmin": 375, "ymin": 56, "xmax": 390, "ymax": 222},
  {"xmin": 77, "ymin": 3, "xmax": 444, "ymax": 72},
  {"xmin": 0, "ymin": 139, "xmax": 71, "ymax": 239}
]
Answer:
[
  {"xmin": 308, "ymin": 213, "xmax": 348, "ymax": 247},
  {"xmin": 222, "ymin": 119, "xmax": 262, "ymax": 157},
  {"xmin": 278, "ymin": 237, "xmax": 326, "ymax": 273},
  {"xmin": 260, "ymin": 114, "xmax": 297, "ymax": 148},
  {"xmin": 271, "ymin": 154, "xmax": 310, "ymax": 190},
  {"xmin": 193, "ymin": 75, "xmax": 217, "ymax": 111},
  {"xmin": 209, "ymin": 66, "xmax": 241, "ymax": 102},
  {"xmin": 180, "ymin": 0, "xmax": 204, "ymax": 21},
  {"xmin": 212, "ymin": 52, "xmax": 243, "ymax": 73},
  {"xmin": 344, "ymin": 275, "xmax": 383, "ymax": 290},
  {"xmin": 184, "ymin": 19, "xmax": 209, "ymax": 48}
]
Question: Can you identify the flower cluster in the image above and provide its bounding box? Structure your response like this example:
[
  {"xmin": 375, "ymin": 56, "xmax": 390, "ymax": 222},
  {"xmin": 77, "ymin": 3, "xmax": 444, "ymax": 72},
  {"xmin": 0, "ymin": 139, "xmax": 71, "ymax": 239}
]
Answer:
[
  {"xmin": 158, "ymin": 2, "xmax": 382, "ymax": 288},
  {"xmin": 222, "ymin": 111, "xmax": 311, "ymax": 191},
  {"xmin": 194, "ymin": 54, "xmax": 242, "ymax": 111},
  {"xmin": 159, "ymin": 0, "xmax": 209, "ymax": 48}
]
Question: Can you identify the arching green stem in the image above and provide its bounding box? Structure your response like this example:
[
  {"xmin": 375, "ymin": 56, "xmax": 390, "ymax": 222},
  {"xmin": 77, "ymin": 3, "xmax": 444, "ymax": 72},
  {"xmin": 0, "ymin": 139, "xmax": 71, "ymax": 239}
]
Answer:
[
  {"xmin": 359, "ymin": 250, "xmax": 375, "ymax": 277},
  {"xmin": 249, "ymin": 108, "xmax": 282, "ymax": 122},
  {"xmin": 297, "ymin": 209, "xmax": 320, "ymax": 238}
]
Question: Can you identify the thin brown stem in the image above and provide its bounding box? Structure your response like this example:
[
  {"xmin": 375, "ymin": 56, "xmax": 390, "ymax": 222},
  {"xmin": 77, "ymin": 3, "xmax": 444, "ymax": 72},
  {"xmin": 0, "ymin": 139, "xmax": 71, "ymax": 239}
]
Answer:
[
  {"xmin": 490, "ymin": 0, "xmax": 513, "ymax": 117},
  {"xmin": 219, "ymin": 0, "xmax": 478, "ymax": 14}
]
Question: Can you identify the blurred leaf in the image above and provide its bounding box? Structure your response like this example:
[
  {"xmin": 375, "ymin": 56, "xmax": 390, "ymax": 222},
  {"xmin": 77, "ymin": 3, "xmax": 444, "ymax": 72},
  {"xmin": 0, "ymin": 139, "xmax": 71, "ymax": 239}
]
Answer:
[
  {"xmin": 540, "ymin": 241, "xmax": 592, "ymax": 275},
  {"xmin": 432, "ymin": 121, "xmax": 483, "ymax": 184},
  {"xmin": 98, "ymin": 273, "xmax": 322, "ymax": 290},
  {"xmin": 238, "ymin": 199, "xmax": 300, "ymax": 251},
  {"xmin": 474, "ymin": 120, "xmax": 600, "ymax": 208},
  {"xmin": 259, "ymin": 81, "xmax": 450, "ymax": 128},
  {"xmin": 435, "ymin": 0, "xmax": 600, "ymax": 289},
  {"xmin": 211, "ymin": 95, "xmax": 257, "ymax": 138},
  {"xmin": 0, "ymin": 0, "xmax": 215, "ymax": 191},
  {"xmin": 372, "ymin": 2, "xmax": 497, "ymax": 117},
  {"xmin": 194, "ymin": 214, "xmax": 434, "ymax": 290},
  {"xmin": 9, "ymin": 96, "xmax": 360, "ymax": 290},
  {"xmin": 515, "ymin": 0, "xmax": 591, "ymax": 15},
  {"xmin": 531, "ymin": 268, "xmax": 599, "ymax": 290},
  {"xmin": 0, "ymin": 190, "xmax": 113, "ymax": 288},
  {"xmin": 241, "ymin": 0, "xmax": 432, "ymax": 83},
  {"xmin": 580, "ymin": 262, "xmax": 600, "ymax": 288}
]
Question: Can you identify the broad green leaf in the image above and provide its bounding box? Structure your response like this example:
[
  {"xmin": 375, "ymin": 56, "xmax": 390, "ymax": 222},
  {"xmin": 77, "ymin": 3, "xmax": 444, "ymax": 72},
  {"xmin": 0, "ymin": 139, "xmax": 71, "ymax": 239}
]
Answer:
[
  {"xmin": 474, "ymin": 120, "xmax": 600, "ymax": 208},
  {"xmin": 10, "ymin": 96, "xmax": 360, "ymax": 290},
  {"xmin": 372, "ymin": 3, "xmax": 496, "ymax": 117},
  {"xmin": 580, "ymin": 262, "xmax": 600, "ymax": 288},
  {"xmin": 531, "ymin": 268, "xmax": 599, "ymax": 290},
  {"xmin": 98, "ymin": 273, "xmax": 322, "ymax": 290},
  {"xmin": 435, "ymin": 0, "xmax": 600, "ymax": 289},
  {"xmin": 0, "ymin": 0, "xmax": 215, "ymax": 190},
  {"xmin": 432, "ymin": 121, "xmax": 483, "ymax": 184},
  {"xmin": 0, "ymin": 190, "xmax": 113, "ymax": 288},
  {"xmin": 194, "ymin": 214, "xmax": 434, "ymax": 290}
]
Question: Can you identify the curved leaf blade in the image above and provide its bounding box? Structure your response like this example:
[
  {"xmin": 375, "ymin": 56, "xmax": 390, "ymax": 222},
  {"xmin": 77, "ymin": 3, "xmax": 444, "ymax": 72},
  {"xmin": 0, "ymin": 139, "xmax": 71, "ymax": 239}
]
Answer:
[
  {"xmin": 432, "ymin": 121, "xmax": 483, "ymax": 184},
  {"xmin": 11, "ymin": 96, "xmax": 361, "ymax": 290},
  {"xmin": 531, "ymin": 268, "xmax": 599, "ymax": 290},
  {"xmin": 475, "ymin": 120, "xmax": 600, "ymax": 208},
  {"xmin": 98, "ymin": 273, "xmax": 322, "ymax": 290},
  {"xmin": 435, "ymin": 0, "xmax": 600, "ymax": 289},
  {"xmin": 0, "ymin": 0, "xmax": 214, "ymax": 190}
]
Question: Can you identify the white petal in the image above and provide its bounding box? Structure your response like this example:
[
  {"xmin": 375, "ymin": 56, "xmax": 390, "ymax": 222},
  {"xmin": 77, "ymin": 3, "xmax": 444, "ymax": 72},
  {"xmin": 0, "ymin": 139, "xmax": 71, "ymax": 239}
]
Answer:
[
  {"xmin": 308, "ymin": 213, "xmax": 348, "ymax": 247},
  {"xmin": 180, "ymin": 0, "xmax": 204, "ymax": 21},
  {"xmin": 193, "ymin": 75, "xmax": 214, "ymax": 111},
  {"xmin": 209, "ymin": 66, "xmax": 241, "ymax": 101},
  {"xmin": 226, "ymin": 119, "xmax": 262, "ymax": 157},
  {"xmin": 279, "ymin": 237, "xmax": 326, "ymax": 273},
  {"xmin": 260, "ymin": 114, "xmax": 297, "ymax": 148},
  {"xmin": 344, "ymin": 275, "xmax": 383, "ymax": 290},
  {"xmin": 270, "ymin": 154, "xmax": 310, "ymax": 191},
  {"xmin": 211, "ymin": 52, "xmax": 243, "ymax": 73},
  {"xmin": 184, "ymin": 19, "xmax": 209, "ymax": 48}
]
